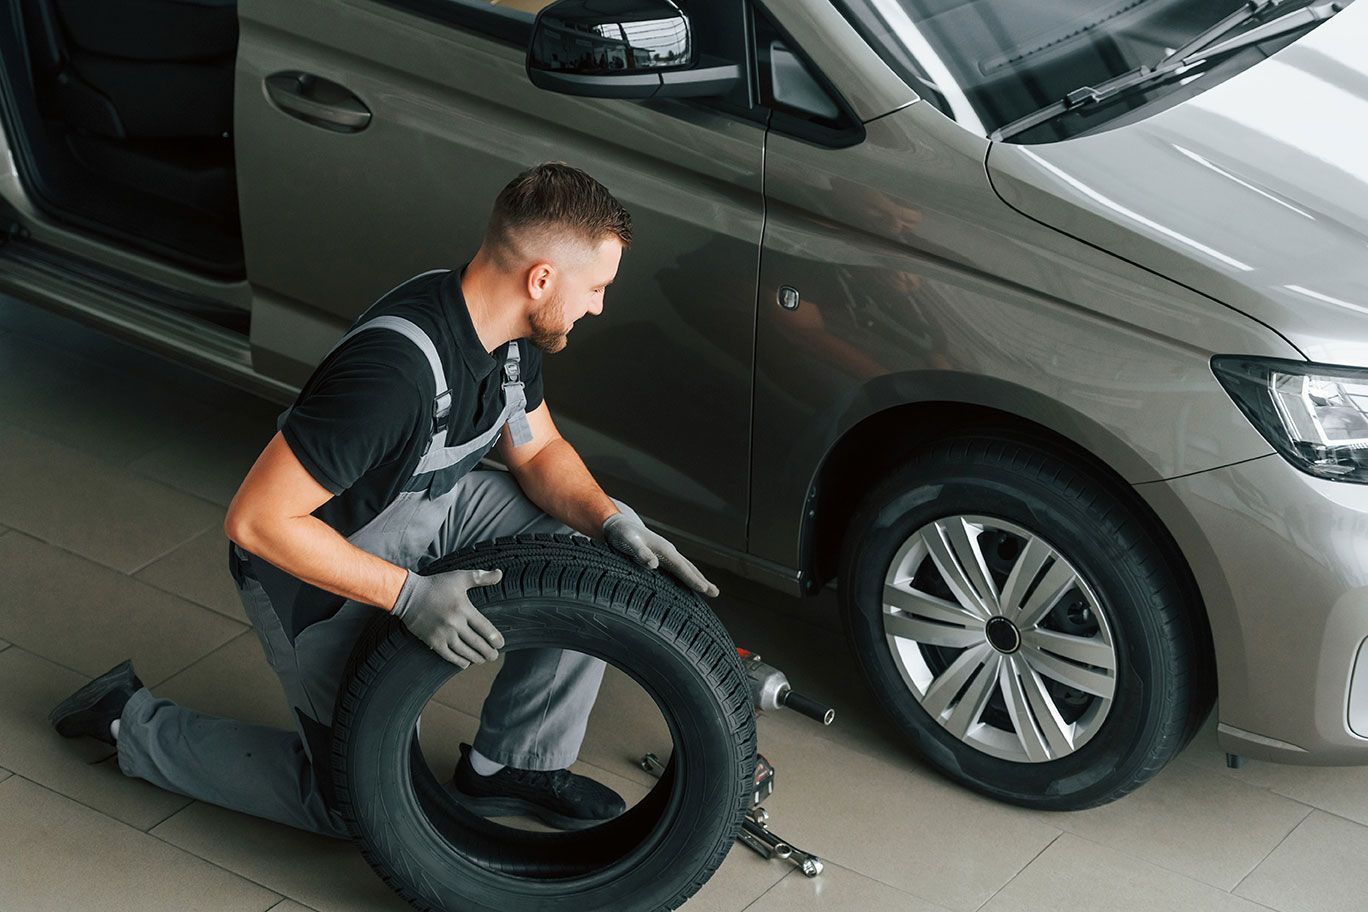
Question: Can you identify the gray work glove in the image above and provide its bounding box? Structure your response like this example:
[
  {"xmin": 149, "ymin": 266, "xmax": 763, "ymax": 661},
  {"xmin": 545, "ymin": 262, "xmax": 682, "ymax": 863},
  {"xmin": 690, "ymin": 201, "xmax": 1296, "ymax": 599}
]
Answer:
[
  {"xmin": 602, "ymin": 511, "xmax": 720, "ymax": 598},
  {"xmin": 390, "ymin": 567, "xmax": 505, "ymax": 667}
]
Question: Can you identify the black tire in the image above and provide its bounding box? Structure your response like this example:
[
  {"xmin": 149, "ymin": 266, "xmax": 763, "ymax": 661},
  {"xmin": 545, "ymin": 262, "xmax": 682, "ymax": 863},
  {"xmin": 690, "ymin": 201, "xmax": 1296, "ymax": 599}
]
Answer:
[
  {"xmin": 838, "ymin": 433, "xmax": 1209, "ymax": 810},
  {"xmin": 331, "ymin": 534, "xmax": 756, "ymax": 912}
]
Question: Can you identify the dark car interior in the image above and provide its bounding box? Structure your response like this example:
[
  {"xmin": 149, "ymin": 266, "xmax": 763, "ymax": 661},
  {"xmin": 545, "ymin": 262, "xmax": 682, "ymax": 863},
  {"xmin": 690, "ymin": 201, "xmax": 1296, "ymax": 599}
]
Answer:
[{"xmin": 2, "ymin": 0, "xmax": 242, "ymax": 277}]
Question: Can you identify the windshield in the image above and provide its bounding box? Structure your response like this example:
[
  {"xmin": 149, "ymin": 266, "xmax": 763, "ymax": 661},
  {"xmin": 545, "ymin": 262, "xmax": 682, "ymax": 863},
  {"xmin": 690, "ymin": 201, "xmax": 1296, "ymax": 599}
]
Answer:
[{"xmin": 832, "ymin": 0, "xmax": 1332, "ymax": 142}]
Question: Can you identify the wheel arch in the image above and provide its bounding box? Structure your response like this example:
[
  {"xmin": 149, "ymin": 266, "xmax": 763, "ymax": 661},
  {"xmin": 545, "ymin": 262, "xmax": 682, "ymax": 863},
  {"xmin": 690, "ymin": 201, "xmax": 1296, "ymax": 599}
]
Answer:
[
  {"xmin": 801, "ymin": 371, "xmax": 1160, "ymax": 587},
  {"xmin": 800, "ymin": 390, "xmax": 1217, "ymax": 711}
]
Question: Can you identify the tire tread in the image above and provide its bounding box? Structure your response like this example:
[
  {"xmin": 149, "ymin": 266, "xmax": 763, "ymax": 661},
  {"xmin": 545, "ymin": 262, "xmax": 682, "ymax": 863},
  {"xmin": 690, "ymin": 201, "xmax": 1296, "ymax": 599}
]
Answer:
[{"xmin": 331, "ymin": 534, "xmax": 755, "ymax": 911}]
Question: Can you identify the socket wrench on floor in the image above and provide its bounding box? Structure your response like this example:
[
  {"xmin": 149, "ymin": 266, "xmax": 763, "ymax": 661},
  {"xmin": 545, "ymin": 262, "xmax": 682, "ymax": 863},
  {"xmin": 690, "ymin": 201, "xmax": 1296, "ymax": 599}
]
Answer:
[
  {"xmin": 639, "ymin": 751, "xmax": 824, "ymax": 877},
  {"xmin": 638, "ymin": 647, "xmax": 832, "ymax": 878},
  {"xmin": 739, "ymin": 807, "xmax": 824, "ymax": 877}
]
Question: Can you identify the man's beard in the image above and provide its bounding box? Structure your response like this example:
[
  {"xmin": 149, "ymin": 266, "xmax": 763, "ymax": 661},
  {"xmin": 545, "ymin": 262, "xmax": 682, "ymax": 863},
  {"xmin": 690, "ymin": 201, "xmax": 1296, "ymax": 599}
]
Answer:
[{"xmin": 528, "ymin": 291, "xmax": 570, "ymax": 354}]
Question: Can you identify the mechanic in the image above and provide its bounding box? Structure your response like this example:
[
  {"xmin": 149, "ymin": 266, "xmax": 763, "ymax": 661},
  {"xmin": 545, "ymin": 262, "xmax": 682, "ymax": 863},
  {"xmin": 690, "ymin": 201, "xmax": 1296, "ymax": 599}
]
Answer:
[{"xmin": 49, "ymin": 161, "xmax": 720, "ymax": 836}]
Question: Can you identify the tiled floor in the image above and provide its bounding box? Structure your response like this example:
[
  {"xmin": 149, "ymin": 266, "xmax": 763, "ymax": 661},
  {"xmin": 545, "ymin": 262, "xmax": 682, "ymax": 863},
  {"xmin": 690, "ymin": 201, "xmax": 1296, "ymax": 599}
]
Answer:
[{"xmin": 2, "ymin": 294, "xmax": 1365, "ymax": 912}]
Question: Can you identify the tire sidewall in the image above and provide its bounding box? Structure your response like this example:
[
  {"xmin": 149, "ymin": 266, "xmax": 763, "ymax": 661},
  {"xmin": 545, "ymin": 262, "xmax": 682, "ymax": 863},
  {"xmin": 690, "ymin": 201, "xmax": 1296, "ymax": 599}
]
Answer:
[{"xmin": 841, "ymin": 443, "xmax": 1185, "ymax": 808}]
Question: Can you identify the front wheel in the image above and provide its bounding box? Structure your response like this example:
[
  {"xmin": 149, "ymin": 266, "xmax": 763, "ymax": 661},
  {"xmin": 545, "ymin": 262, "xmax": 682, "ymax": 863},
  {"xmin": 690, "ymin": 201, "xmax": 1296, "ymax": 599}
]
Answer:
[{"xmin": 839, "ymin": 434, "xmax": 1207, "ymax": 810}]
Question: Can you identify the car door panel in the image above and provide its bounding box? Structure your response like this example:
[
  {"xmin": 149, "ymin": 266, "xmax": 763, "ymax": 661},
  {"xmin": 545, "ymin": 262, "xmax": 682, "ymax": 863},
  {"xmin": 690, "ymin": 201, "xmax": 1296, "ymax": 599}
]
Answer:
[{"xmin": 234, "ymin": 0, "xmax": 764, "ymax": 550}]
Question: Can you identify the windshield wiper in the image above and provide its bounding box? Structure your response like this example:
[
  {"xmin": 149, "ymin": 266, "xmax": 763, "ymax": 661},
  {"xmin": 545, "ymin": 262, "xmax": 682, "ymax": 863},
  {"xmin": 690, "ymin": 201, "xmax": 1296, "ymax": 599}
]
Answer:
[
  {"xmin": 1172, "ymin": 0, "xmax": 1342, "ymax": 64},
  {"xmin": 1159, "ymin": 0, "xmax": 1302, "ymax": 66},
  {"xmin": 990, "ymin": 0, "xmax": 1346, "ymax": 141}
]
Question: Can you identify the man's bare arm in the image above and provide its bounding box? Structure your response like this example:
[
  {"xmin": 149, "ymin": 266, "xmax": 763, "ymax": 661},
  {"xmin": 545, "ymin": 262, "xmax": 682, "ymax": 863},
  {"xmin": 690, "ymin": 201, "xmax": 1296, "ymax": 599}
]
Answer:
[
  {"xmin": 494, "ymin": 399, "xmax": 719, "ymax": 596},
  {"xmin": 496, "ymin": 401, "xmax": 620, "ymax": 537},
  {"xmin": 223, "ymin": 431, "xmax": 407, "ymax": 611}
]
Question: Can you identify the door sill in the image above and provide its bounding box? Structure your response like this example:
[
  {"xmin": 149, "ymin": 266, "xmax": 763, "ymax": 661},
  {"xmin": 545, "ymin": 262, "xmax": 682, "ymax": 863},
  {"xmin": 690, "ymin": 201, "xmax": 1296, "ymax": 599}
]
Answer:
[{"xmin": 0, "ymin": 237, "xmax": 294, "ymax": 403}]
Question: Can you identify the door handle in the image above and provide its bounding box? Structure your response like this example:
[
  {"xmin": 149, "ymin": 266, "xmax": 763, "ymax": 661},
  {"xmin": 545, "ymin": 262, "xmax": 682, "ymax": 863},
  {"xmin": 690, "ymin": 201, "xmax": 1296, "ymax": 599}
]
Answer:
[{"xmin": 264, "ymin": 71, "xmax": 371, "ymax": 133}]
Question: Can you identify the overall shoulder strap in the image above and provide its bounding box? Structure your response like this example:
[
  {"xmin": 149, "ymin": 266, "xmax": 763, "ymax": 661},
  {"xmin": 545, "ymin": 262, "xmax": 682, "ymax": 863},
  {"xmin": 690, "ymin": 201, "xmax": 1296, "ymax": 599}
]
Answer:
[
  {"xmin": 501, "ymin": 341, "xmax": 533, "ymax": 447},
  {"xmin": 333, "ymin": 315, "xmax": 451, "ymax": 422},
  {"xmin": 501, "ymin": 341, "xmax": 520, "ymax": 381}
]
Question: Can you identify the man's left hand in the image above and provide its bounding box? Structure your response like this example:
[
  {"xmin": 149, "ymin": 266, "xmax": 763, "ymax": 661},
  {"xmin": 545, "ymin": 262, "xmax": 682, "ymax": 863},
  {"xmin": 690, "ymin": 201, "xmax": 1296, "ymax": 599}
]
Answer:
[{"xmin": 601, "ymin": 512, "xmax": 720, "ymax": 598}]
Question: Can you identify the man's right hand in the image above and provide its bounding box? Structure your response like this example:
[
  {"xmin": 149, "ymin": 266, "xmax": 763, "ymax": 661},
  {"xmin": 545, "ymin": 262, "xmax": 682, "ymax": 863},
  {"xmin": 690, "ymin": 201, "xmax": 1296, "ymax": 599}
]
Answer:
[{"xmin": 390, "ymin": 568, "xmax": 506, "ymax": 667}]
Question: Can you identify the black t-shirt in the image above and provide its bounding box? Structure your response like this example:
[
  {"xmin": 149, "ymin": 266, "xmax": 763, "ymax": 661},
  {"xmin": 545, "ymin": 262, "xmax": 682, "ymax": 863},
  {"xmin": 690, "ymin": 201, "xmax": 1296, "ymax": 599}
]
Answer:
[{"xmin": 258, "ymin": 264, "xmax": 544, "ymax": 637}]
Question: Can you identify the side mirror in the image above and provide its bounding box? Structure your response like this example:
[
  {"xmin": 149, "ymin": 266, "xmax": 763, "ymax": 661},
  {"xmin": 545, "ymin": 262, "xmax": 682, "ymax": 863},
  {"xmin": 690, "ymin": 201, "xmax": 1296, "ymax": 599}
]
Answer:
[{"xmin": 526, "ymin": 0, "xmax": 740, "ymax": 100}]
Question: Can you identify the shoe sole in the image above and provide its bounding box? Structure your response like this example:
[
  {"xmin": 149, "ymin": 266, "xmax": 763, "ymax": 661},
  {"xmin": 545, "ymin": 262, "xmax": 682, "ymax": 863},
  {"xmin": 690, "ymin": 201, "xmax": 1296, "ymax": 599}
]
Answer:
[
  {"xmin": 443, "ymin": 782, "xmax": 616, "ymax": 832},
  {"xmin": 48, "ymin": 660, "xmax": 136, "ymax": 740}
]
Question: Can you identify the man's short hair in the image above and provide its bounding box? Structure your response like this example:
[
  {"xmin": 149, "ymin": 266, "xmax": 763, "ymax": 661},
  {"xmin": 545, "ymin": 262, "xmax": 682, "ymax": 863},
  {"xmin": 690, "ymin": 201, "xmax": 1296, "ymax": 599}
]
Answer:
[{"xmin": 483, "ymin": 161, "xmax": 633, "ymax": 272}]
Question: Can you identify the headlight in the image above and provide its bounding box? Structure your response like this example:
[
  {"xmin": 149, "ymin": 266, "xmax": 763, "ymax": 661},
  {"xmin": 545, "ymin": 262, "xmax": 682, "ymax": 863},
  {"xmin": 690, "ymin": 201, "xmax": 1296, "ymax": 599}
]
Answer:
[{"xmin": 1213, "ymin": 356, "xmax": 1368, "ymax": 484}]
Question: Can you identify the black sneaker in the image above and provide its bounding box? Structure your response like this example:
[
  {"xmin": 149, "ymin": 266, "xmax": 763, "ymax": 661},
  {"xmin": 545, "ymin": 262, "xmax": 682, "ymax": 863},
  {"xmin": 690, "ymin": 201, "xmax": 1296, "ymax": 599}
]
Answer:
[
  {"xmin": 447, "ymin": 742, "xmax": 627, "ymax": 831},
  {"xmin": 49, "ymin": 659, "xmax": 143, "ymax": 746}
]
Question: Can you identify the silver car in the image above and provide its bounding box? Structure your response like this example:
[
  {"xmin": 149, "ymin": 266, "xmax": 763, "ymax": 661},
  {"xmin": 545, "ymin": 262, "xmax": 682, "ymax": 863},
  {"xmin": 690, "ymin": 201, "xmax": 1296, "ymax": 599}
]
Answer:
[{"xmin": 0, "ymin": 0, "xmax": 1364, "ymax": 808}]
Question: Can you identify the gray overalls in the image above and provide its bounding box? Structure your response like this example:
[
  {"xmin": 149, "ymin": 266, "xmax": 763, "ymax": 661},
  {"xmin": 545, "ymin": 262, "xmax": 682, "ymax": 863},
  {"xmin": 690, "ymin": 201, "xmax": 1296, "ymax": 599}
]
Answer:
[{"xmin": 116, "ymin": 284, "xmax": 636, "ymax": 837}]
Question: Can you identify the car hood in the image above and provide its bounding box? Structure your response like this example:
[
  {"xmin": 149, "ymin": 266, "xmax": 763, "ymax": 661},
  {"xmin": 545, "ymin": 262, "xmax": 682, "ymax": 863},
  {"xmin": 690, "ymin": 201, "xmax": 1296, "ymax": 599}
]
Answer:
[{"xmin": 987, "ymin": 0, "xmax": 1368, "ymax": 366}]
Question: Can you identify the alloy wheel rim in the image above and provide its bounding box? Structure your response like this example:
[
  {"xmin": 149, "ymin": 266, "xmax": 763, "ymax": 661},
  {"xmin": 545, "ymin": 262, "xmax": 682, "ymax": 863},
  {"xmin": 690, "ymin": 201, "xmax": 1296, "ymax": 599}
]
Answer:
[{"xmin": 880, "ymin": 514, "xmax": 1117, "ymax": 763}]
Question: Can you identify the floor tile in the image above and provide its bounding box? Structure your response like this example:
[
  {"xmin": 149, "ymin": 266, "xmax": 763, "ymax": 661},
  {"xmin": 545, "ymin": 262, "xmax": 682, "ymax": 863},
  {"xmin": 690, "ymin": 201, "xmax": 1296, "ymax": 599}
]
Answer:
[
  {"xmin": 0, "ymin": 647, "xmax": 193, "ymax": 829},
  {"xmin": 129, "ymin": 400, "xmax": 282, "ymax": 507},
  {"xmin": 0, "ymin": 531, "xmax": 245, "ymax": 685},
  {"xmin": 982, "ymin": 833, "xmax": 1267, "ymax": 912},
  {"xmin": 1235, "ymin": 810, "xmax": 1368, "ymax": 912},
  {"xmin": 0, "ymin": 424, "xmax": 224, "ymax": 573},
  {"xmin": 1182, "ymin": 712, "xmax": 1368, "ymax": 829},
  {"xmin": 150, "ymin": 792, "xmax": 786, "ymax": 912},
  {"xmin": 136, "ymin": 526, "xmax": 248, "ymax": 624},
  {"xmin": 1053, "ymin": 756, "xmax": 1310, "ymax": 889},
  {"xmin": 678, "ymin": 844, "xmax": 795, "ymax": 912},
  {"xmin": 0, "ymin": 331, "xmax": 97, "ymax": 436},
  {"xmin": 151, "ymin": 801, "xmax": 413, "ymax": 912},
  {"xmin": 0, "ymin": 321, "xmax": 72, "ymax": 378},
  {"xmin": 750, "ymin": 713, "xmax": 1061, "ymax": 912},
  {"xmin": 0, "ymin": 775, "xmax": 279, "ymax": 912},
  {"xmin": 743, "ymin": 862, "xmax": 950, "ymax": 912},
  {"xmin": 0, "ymin": 329, "xmax": 210, "ymax": 465},
  {"xmin": 266, "ymin": 903, "xmax": 319, "ymax": 912}
]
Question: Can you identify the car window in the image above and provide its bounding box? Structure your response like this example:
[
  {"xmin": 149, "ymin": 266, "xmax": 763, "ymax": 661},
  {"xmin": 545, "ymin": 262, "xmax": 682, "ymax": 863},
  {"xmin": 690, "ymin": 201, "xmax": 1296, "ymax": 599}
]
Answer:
[{"xmin": 751, "ymin": 3, "xmax": 863, "ymax": 147}]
